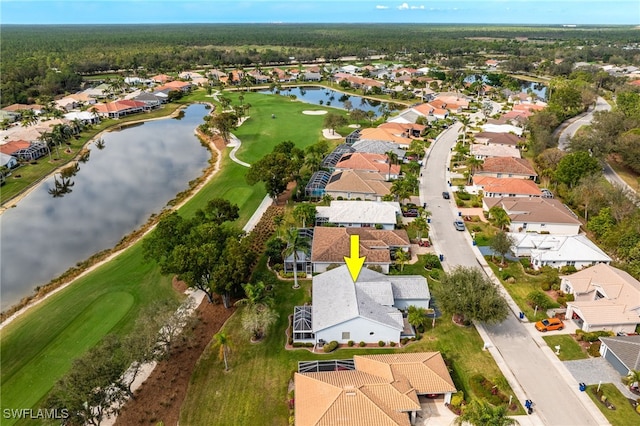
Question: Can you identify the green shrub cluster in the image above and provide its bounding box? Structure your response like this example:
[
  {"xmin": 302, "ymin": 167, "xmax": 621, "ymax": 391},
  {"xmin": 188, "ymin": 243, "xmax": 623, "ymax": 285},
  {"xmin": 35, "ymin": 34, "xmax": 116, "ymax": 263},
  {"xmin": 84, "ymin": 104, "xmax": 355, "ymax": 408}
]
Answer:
[
  {"xmin": 423, "ymin": 254, "xmax": 441, "ymax": 270},
  {"xmin": 576, "ymin": 330, "xmax": 613, "ymax": 342},
  {"xmin": 291, "ymin": 342, "xmax": 314, "ymax": 348},
  {"xmin": 587, "ymin": 341, "xmax": 602, "ymax": 357},
  {"xmin": 390, "ymin": 341, "xmax": 396, "ymax": 347},
  {"xmin": 400, "ymin": 338, "xmax": 409, "ymax": 345},
  {"xmin": 469, "ymin": 374, "xmax": 509, "ymax": 406},
  {"xmin": 527, "ymin": 290, "xmax": 555, "ymax": 309},
  {"xmin": 378, "ymin": 340, "xmax": 386, "ymax": 347},
  {"xmin": 347, "ymin": 340, "xmax": 354, "ymax": 347},
  {"xmin": 450, "ymin": 390, "xmax": 465, "ymax": 408},
  {"xmin": 323, "ymin": 341, "xmax": 339, "ymax": 353},
  {"xmin": 359, "ymin": 341, "xmax": 366, "ymax": 347}
]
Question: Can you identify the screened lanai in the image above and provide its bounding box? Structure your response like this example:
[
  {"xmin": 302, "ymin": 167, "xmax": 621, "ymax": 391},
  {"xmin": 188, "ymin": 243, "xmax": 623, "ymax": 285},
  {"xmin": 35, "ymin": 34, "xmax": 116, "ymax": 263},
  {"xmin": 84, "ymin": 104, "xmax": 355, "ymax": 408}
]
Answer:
[{"xmin": 293, "ymin": 306, "xmax": 314, "ymax": 342}]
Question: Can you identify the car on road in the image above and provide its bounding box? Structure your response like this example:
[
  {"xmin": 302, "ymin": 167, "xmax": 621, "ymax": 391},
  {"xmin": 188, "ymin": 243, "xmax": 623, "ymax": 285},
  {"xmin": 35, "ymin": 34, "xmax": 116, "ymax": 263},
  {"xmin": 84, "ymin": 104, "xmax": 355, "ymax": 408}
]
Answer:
[
  {"xmin": 453, "ymin": 219, "xmax": 465, "ymax": 231},
  {"xmin": 442, "ymin": 191, "xmax": 450, "ymax": 199},
  {"xmin": 535, "ymin": 318, "xmax": 564, "ymax": 332}
]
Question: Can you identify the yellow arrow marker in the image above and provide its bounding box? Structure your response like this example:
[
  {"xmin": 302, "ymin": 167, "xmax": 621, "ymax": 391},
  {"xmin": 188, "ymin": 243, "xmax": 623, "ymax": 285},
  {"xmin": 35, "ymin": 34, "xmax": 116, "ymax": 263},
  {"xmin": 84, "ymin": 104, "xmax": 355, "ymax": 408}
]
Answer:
[{"xmin": 344, "ymin": 234, "xmax": 366, "ymax": 282}]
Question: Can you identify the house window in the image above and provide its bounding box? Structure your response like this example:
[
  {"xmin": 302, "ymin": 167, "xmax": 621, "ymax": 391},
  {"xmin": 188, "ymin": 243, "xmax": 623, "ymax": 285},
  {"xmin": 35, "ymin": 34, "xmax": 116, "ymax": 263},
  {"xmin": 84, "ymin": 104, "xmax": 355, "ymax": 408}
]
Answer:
[
  {"xmin": 523, "ymin": 223, "xmax": 527, "ymax": 228},
  {"xmin": 595, "ymin": 291, "xmax": 605, "ymax": 300},
  {"xmin": 567, "ymin": 261, "xmax": 575, "ymax": 266},
  {"xmin": 342, "ymin": 332, "xmax": 350, "ymax": 340}
]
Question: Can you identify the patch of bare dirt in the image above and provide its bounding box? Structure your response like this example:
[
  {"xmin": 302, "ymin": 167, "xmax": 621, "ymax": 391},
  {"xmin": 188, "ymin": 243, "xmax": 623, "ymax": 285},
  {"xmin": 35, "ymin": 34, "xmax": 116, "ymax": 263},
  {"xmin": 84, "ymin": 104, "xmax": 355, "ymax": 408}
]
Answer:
[{"xmin": 115, "ymin": 297, "xmax": 234, "ymax": 426}]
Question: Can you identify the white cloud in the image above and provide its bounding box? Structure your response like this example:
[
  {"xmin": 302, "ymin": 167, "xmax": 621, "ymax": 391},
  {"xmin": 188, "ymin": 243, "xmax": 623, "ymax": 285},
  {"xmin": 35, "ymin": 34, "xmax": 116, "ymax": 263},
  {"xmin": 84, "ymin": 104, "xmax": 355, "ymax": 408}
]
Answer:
[
  {"xmin": 375, "ymin": 5, "xmax": 389, "ymax": 9},
  {"xmin": 397, "ymin": 3, "xmax": 425, "ymax": 11}
]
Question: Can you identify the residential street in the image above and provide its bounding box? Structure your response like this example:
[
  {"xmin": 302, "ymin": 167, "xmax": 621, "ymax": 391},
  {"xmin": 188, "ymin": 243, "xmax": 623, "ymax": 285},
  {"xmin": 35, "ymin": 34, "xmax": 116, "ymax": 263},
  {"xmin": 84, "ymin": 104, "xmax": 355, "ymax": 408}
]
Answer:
[
  {"xmin": 420, "ymin": 123, "xmax": 608, "ymax": 425},
  {"xmin": 556, "ymin": 96, "xmax": 637, "ymax": 200}
]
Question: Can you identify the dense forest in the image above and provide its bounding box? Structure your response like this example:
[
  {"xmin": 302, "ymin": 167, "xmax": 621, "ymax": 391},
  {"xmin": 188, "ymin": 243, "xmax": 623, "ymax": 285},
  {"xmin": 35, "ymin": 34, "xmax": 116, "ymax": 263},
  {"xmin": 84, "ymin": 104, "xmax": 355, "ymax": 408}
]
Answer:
[{"xmin": 2, "ymin": 24, "xmax": 639, "ymax": 106}]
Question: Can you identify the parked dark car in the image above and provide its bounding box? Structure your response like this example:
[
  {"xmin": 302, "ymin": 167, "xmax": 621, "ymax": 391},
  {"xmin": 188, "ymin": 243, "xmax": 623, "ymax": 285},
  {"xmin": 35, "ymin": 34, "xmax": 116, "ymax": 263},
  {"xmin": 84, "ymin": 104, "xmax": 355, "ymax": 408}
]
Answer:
[
  {"xmin": 402, "ymin": 209, "xmax": 419, "ymax": 217},
  {"xmin": 442, "ymin": 191, "xmax": 450, "ymax": 199}
]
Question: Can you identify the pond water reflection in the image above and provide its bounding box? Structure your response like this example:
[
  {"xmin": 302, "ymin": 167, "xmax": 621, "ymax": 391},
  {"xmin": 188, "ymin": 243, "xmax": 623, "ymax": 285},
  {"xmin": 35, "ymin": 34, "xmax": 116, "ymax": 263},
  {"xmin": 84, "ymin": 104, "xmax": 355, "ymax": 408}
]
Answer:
[
  {"xmin": 258, "ymin": 86, "xmax": 396, "ymax": 116},
  {"xmin": 0, "ymin": 104, "xmax": 210, "ymax": 310}
]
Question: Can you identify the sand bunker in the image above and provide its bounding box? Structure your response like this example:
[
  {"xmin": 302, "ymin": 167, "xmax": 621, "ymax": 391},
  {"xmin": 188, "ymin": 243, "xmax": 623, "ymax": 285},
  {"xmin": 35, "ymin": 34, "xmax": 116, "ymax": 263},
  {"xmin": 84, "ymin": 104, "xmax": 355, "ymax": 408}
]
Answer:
[{"xmin": 302, "ymin": 110, "xmax": 328, "ymax": 115}]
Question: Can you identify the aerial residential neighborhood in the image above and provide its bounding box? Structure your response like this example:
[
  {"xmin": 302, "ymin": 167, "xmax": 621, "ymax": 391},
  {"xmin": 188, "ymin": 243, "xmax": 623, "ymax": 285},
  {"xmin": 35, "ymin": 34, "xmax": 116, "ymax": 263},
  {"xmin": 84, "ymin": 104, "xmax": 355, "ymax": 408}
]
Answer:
[{"xmin": 1, "ymin": 3, "xmax": 640, "ymax": 426}]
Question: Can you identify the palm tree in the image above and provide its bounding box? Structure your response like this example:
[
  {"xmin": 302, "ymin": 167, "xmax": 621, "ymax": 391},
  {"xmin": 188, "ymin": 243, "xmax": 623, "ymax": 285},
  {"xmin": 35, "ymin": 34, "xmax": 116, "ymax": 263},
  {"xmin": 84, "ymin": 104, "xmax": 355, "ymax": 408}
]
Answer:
[
  {"xmin": 390, "ymin": 179, "xmax": 412, "ymax": 204},
  {"xmin": 234, "ymin": 281, "xmax": 271, "ymax": 309},
  {"xmin": 20, "ymin": 109, "xmax": 38, "ymax": 127},
  {"xmin": 283, "ymin": 228, "xmax": 310, "ymax": 289},
  {"xmin": 214, "ymin": 332, "xmax": 232, "ymax": 371},
  {"xmin": 385, "ymin": 150, "xmax": 398, "ymax": 181},
  {"xmin": 458, "ymin": 115, "xmax": 471, "ymax": 145},
  {"xmin": 465, "ymin": 156, "xmax": 484, "ymax": 184},
  {"xmin": 489, "ymin": 206, "xmax": 511, "ymax": 231},
  {"xmin": 627, "ymin": 370, "xmax": 640, "ymax": 390},
  {"xmin": 455, "ymin": 399, "xmax": 518, "ymax": 426},
  {"xmin": 394, "ymin": 248, "xmax": 411, "ymax": 272},
  {"xmin": 407, "ymin": 306, "xmax": 428, "ymax": 337},
  {"xmin": 273, "ymin": 214, "xmax": 284, "ymax": 238}
]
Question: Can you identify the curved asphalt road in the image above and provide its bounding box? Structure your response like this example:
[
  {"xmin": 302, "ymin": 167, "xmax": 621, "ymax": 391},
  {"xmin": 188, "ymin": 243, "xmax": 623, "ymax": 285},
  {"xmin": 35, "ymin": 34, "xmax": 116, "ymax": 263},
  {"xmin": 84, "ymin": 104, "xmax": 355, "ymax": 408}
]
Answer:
[
  {"xmin": 420, "ymin": 123, "xmax": 607, "ymax": 425},
  {"xmin": 556, "ymin": 97, "xmax": 636, "ymax": 197}
]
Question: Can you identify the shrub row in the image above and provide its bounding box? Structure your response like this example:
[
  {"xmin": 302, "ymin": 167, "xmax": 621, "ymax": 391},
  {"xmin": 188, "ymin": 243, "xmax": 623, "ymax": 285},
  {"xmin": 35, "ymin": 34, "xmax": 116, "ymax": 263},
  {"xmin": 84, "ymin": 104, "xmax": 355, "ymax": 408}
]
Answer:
[{"xmin": 323, "ymin": 341, "xmax": 339, "ymax": 353}]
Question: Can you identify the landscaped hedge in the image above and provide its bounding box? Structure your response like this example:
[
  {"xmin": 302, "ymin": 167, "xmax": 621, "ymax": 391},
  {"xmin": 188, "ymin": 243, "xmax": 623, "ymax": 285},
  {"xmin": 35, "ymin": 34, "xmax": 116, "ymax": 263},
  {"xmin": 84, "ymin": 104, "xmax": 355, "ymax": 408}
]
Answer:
[
  {"xmin": 576, "ymin": 330, "xmax": 614, "ymax": 342},
  {"xmin": 323, "ymin": 341, "xmax": 339, "ymax": 353}
]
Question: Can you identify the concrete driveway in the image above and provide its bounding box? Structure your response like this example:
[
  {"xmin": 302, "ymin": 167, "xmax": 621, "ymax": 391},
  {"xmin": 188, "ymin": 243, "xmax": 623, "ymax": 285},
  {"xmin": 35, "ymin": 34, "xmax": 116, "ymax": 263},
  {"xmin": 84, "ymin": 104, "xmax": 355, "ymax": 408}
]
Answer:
[{"xmin": 564, "ymin": 358, "xmax": 635, "ymax": 399}]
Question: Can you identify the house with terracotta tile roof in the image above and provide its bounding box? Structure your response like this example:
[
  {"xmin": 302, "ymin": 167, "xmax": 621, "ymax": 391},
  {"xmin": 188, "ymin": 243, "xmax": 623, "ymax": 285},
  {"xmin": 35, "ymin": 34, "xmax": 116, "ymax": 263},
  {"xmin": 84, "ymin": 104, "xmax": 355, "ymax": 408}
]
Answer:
[
  {"xmin": 294, "ymin": 352, "xmax": 456, "ymax": 426},
  {"xmin": 471, "ymin": 176, "xmax": 542, "ymax": 198},
  {"xmin": 156, "ymin": 80, "xmax": 192, "ymax": 93},
  {"xmin": 310, "ymin": 227, "xmax": 410, "ymax": 273},
  {"xmin": 483, "ymin": 197, "xmax": 581, "ymax": 235},
  {"xmin": 335, "ymin": 152, "xmax": 401, "ymax": 179},
  {"xmin": 473, "ymin": 132, "xmax": 523, "ymax": 147},
  {"xmin": 315, "ymin": 201, "xmax": 401, "ymax": 230},
  {"xmin": 357, "ymin": 127, "xmax": 413, "ymax": 147},
  {"xmin": 151, "ymin": 74, "xmax": 173, "ymax": 83},
  {"xmin": 0, "ymin": 140, "xmax": 48, "ymax": 161},
  {"xmin": 294, "ymin": 266, "xmax": 428, "ymax": 345},
  {"xmin": 92, "ymin": 100, "xmax": 147, "ymax": 119},
  {"xmin": 470, "ymin": 144, "xmax": 521, "ymax": 160},
  {"xmin": 324, "ymin": 169, "xmax": 392, "ymax": 201},
  {"xmin": 378, "ymin": 122, "xmax": 426, "ymax": 138},
  {"xmin": 474, "ymin": 157, "xmax": 537, "ymax": 180},
  {"xmin": 561, "ymin": 264, "xmax": 640, "ymax": 333}
]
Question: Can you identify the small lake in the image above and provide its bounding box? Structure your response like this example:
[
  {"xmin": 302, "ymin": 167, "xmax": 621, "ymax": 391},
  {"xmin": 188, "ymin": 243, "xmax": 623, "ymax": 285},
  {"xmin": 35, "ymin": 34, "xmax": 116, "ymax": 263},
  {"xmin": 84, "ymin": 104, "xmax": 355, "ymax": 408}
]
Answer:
[
  {"xmin": 0, "ymin": 104, "xmax": 210, "ymax": 310},
  {"xmin": 465, "ymin": 75, "xmax": 548, "ymax": 100},
  {"xmin": 258, "ymin": 86, "xmax": 394, "ymax": 116}
]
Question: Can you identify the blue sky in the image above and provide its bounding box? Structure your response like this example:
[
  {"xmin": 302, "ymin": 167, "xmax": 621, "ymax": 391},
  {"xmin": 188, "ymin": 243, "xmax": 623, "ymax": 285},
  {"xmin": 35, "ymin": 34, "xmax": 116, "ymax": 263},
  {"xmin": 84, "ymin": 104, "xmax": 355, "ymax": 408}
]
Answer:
[{"xmin": 1, "ymin": 0, "xmax": 639, "ymax": 25}]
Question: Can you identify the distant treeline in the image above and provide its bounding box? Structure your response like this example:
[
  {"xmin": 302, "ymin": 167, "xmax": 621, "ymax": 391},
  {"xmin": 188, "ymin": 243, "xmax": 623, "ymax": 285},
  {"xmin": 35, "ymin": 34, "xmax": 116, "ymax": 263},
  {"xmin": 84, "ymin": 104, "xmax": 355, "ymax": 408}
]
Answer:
[{"xmin": 2, "ymin": 24, "xmax": 639, "ymax": 106}]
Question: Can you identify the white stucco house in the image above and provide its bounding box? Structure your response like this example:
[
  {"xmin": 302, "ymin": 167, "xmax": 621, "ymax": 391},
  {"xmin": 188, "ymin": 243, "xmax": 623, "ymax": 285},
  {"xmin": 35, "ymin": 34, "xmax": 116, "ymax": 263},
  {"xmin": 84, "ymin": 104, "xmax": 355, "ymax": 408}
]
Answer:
[
  {"xmin": 484, "ymin": 197, "xmax": 582, "ymax": 235},
  {"xmin": 562, "ymin": 264, "xmax": 640, "ymax": 333},
  {"xmin": 292, "ymin": 266, "xmax": 429, "ymax": 345},
  {"xmin": 509, "ymin": 233, "xmax": 612, "ymax": 270},
  {"xmin": 315, "ymin": 200, "xmax": 400, "ymax": 230}
]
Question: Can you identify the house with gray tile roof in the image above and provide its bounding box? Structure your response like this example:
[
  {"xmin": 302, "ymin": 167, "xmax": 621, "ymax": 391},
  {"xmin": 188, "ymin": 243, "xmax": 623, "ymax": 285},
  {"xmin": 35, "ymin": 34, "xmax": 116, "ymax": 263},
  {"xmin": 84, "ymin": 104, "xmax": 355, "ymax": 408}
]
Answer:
[
  {"xmin": 293, "ymin": 266, "xmax": 429, "ymax": 345},
  {"xmin": 599, "ymin": 335, "xmax": 640, "ymax": 376}
]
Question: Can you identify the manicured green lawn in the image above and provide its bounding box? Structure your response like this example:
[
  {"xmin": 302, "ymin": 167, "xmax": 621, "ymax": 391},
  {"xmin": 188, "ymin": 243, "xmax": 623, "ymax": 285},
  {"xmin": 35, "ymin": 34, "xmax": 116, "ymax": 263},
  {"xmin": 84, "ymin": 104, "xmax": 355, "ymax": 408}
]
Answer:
[
  {"xmin": 542, "ymin": 335, "xmax": 588, "ymax": 361},
  {"xmin": 487, "ymin": 260, "xmax": 560, "ymax": 321},
  {"xmin": 180, "ymin": 256, "xmax": 523, "ymax": 425},
  {"xmin": 0, "ymin": 89, "xmax": 331, "ymax": 421},
  {"xmin": 586, "ymin": 383, "xmax": 640, "ymax": 426},
  {"xmin": 0, "ymin": 244, "xmax": 178, "ymax": 426}
]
